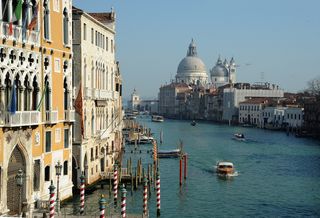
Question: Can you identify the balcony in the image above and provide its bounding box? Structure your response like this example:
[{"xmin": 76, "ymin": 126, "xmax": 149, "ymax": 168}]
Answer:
[
  {"xmin": 1, "ymin": 22, "xmax": 40, "ymax": 46},
  {"xmin": 92, "ymin": 89, "xmax": 99, "ymax": 99},
  {"xmin": 0, "ymin": 111, "xmax": 40, "ymax": 127},
  {"xmin": 45, "ymin": 110, "xmax": 58, "ymax": 124},
  {"xmin": 84, "ymin": 87, "xmax": 92, "ymax": 99},
  {"xmin": 90, "ymin": 89, "xmax": 113, "ymax": 100},
  {"xmin": 64, "ymin": 110, "xmax": 75, "ymax": 122}
]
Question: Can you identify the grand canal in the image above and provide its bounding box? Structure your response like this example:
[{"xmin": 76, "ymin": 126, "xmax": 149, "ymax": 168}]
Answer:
[{"xmin": 63, "ymin": 116, "xmax": 320, "ymax": 217}]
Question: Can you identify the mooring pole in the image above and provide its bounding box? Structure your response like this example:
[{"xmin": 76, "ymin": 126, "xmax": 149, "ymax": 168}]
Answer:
[
  {"xmin": 179, "ymin": 157, "xmax": 182, "ymax": 186},
  {"xmin": 184, "ymin": 154, "xmax": 187, "ymax": 180},
  {"xmin": 113, "ymin": 164, "xmax": 118, "ymax": 207},
  {"xmin": 48, "ymin": 180, "xmax": 55, "ymax": 218},
  {"xmin": 80, "ymin": 173, "xmax": 85, "ymax": 215},
  {"xmin": 143, "ymin": 177, "xmax": 148, "ymax": 216},
  {"xmin": 121, "ymin": 184, "xmax": 127, "ymax": 218},
  {"xmin": 156, "ymin": 171, "xmax": 161, "ymax": 216},
  {"xmin": 99, "ymin": 194, "xmax": 106, "ymax": 218}
]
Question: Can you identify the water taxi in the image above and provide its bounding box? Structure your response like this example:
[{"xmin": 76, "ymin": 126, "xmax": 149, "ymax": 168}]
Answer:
[
  {"xmin": 152, "ymin": 115, "xmax": 164, "ymax": 122},
  {"xmin": 216, "ymin": 161, "xmax": 234, "ymax": 176},
  {"xmin": 158, "ymin": 149, "xmax": 181, "ymax": 158},
  {"xmin": 233, "ymin": 133, "xmax": 246, "ymax": 141}
]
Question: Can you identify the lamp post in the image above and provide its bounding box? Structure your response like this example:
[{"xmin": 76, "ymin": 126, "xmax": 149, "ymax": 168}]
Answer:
[
  {"xmin": 55, "ymin": 161, "xmax": 62, "ymax": 214},
  {"xmin": 15, "ymin": 169, "xmax": 24, "ymax": 216}
]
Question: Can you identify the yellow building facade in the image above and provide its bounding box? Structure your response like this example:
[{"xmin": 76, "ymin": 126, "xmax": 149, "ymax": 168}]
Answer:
[{"xmin": 0, "ymin": 0, "xmax": 73, "ymax": 216}]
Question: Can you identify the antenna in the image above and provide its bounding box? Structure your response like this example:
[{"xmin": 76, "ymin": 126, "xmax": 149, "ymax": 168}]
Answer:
[{"xmin": 260, "ymin": 72, "xmax": 265, "ymax": 82}]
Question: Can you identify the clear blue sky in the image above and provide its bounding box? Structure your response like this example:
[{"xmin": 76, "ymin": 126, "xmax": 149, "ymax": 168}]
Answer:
[{"xmin": 73, "ymin": 0, "xmax": 320, "ymax": 100}]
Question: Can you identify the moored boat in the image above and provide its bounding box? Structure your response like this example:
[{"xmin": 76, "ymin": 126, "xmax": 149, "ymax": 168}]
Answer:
[
  {"xmin": 152, "ymin": 115, "xmax": 164, "ymax": 122},
  {"xmin": 191, "ymin": 120, "xmax": 196, "ymax": 126},
  {"xmin": 216, "ymin": 161, "xmax": 234, "ymax": 176},
  {"xmin": 158, "ymin": 149, "xmax": 181, "ymax": 158}
]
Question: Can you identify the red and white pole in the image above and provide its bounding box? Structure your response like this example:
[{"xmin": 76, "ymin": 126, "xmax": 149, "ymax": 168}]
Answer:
[
  {"xmin": 48, "ymin": 180, "xmax": 55, "ymax": 218},
  {"xmin": 179, "ymin": 157, "xmax": 182, "ymax": 186},
  {"xmin": 80, "ymin": 173, "xmax": 85, "ymax": 215},
  {"xmin": 156, "ymin": 172, "xmax": 161, "ymax": 216},
  {"xmin": 99, "ymin": 194, "xmax": 107, "ymax": 218},
  {"xmin": 121, "ymin": 184, "xmax": 127, "ymax": 218},
  {"xmin": 114, "ymin": 164, "xmax": 118, "ymax": 207},
  {"xmin": 143, "ymin": 177, "xmax": 148, "ymax": 216},
  {"xmin": 184, "ymin": 154, "xmax": 187, "ymax": 179}
]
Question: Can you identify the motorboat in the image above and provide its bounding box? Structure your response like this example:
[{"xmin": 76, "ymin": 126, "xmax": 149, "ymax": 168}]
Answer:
[
  {"xmin": 152, "ymin": 115, "xmax": 164, "ymax": 122},
  {"xmin": 233, "ymin": 133, "xmax": 246, "ymax": 141},
  {"xmin": 191, "ymin": 120, "xmax": 196, "ymax": 126},
  {"xmin": 234, "ymin": 133, "xmax": 245, "ymax": 138},
  {"xmin": 216, "ymin": 161, "xmax": 234, "ymax": 176},
  {"xmin": 157, "ymin": 149, "xmax": 181, "ymax": 158}
]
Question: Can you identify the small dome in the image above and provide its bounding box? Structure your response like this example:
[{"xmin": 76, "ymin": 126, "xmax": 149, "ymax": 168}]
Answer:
[{"xmin": 211, "ymin": 64, "xmax": 228, "ymax": 77}]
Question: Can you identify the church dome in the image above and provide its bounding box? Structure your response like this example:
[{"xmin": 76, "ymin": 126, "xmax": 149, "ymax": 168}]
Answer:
[
  {"xmin": 177, "ymin": 56, "xmax": 206, "ymax": 74},
  {"xmin": 211, "ymin": 64, "xmax": 228, "ymax": 77},
  {"xmin": 176, "ymin": 39, "xmax": 208, "ymax": 84}
]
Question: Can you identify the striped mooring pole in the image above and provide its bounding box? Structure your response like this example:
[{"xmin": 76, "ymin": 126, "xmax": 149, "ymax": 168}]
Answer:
[
  {"xmin": 80, "ymin": 173, "xmax": 85, "ymax": 215},
  {"xmin": 114, "ymin": 164, "xmax": 118, "ymax": 207},
  {"xmin": 143, "ymin": 177, "xmax": 148, "ymax": 216},
  {"xmin": 121, "ymin": 184, "xmax": 127, "ymax": 218},
  {"xmin": 156, "ymin": 171, "xmax": 161, "ymax": 216},
  {"xmin": 48, "ymin": 180, "xmax": 55, "ymax": 218},
  {"xmin": 99, "ymin": 194, "xmax": 107, "ymax": 218}
]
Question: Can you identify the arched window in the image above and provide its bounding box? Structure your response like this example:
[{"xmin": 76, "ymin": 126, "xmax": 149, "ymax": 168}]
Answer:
[
  {"xmin": 4, "ymin": 73, "xmax": 11, "ymax": 109},
  {"xmin": 45, "ymin": 165, "xmax": 50, "ymax": 181},
  {"xmin": 63, "ymin": 78, "xmax": 68, "ymax": 110},
  {"xmin": 32, "ymin": 77, "xmax": 39, "ymax": 110},
  {"xmin": 91, "ymin": 109, "xmax": 94, "ymax": 136},
  {"xmin": 23, "ymin": 76, "xmax": 30, "ymax": 111},
  {"xmin": 63, "ymin": 8, "xmax": 69, "ymax": 45},
  {"xmin": 43, "ymin": 0, "xmax": 50, "ymax": 40},
  {"xmin": 44, "ymin": 76, "xmax": 50, "ymax": 110},
  {"xmin": 63, "ymin": 161, "xmax": 68, "ymax": 175},
  {"xmin": 14, "ymin": 74, "xmax": 20, "ymax": 111}
]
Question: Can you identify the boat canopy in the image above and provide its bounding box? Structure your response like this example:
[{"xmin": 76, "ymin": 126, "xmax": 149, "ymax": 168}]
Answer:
[{"xmin": 217, "ymin": 162, "xmax": 234, "ymax": 167}]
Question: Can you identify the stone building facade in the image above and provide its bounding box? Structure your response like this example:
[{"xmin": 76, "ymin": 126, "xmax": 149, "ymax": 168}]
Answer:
[{"xmin": 72, "ymin": 7, "xmax": 123, "ymax": 186}]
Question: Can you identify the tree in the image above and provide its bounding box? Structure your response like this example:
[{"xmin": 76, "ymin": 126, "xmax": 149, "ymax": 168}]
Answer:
[{"xmin": 306, "ymin": 76, "xmax": 320, "ymax": 98}]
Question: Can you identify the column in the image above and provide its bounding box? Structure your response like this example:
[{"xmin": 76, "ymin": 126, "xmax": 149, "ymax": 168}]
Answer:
[
  {"xmin": 0, "ymin": 87, "xmax": 5, "ymax": 121},
  {"xmin": 27, "ymin": 0, "xmax": 32, "ymax": 26},
  {"xmin": 19, "ymin": 87, "xmax": 24, "ymax": 111},
  {"xmin": 8, "ymin": 0, "xmax": 13, "ymax": 24},
  {"xmin": 0, "ymin": 0, "xmax": 3, "ymax": 21}
]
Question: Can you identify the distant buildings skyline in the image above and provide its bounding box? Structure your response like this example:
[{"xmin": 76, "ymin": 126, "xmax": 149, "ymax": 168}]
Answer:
[{"xmin": 74, "ymin": 0, "xmax": 320, "ymax": 99}]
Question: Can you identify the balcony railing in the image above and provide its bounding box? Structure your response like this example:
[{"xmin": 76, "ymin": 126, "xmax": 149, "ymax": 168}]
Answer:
[
  {"xmin": 85, "ymin": 87, "xmax": 92, "ymax": 99},
  {"xmin": 1, "ymin": 22, "xmax": 40, "ymax": 46},
  {"xmin": 64, "ymin": 110, "xmax": 75, "ymax": 122},
  {"xmin": 45, "ymin": 110, "xmax": 58, "ymax": 124},
  {"xmin": 0, "ymin": 111, "xmax": 40, "ymax": 127}
]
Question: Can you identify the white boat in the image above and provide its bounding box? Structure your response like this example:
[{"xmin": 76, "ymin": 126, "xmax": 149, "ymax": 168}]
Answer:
[
  {"xmin": 152, "ymin": 115, "xmax": 164, "ymax": 122},
  {"xmin": 216, "ymin": 161, "xmax": 235, "ymax": 176},
  {"xmin": 158, "ymin": 149, "xmax": 181, "ymax": 158},
  {"xmin": 233, "ymin": 133, "xmax": 246, "ymax": 141}
]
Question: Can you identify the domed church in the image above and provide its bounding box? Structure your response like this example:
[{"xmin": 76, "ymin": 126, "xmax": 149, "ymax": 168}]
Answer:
[
  {"xmin": 176, "ymin": 39, "xmax": 208, "ymax": 85},
  {"xmin": 210, "ymin": 56, "xmax": 236, "ymax": 87}
]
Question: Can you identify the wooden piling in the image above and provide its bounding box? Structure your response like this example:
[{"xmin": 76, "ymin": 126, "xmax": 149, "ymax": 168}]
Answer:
[
  {"xmin": 184, "ymin": 154, "xmax": 187, "ymax": 180},
  {"xmin": 179, "ymin": 158, "xmax": 182, "ymax": 186},
  {"xmin": 109, "ymin": 173, "xmax": 112, "ymax": 196}
]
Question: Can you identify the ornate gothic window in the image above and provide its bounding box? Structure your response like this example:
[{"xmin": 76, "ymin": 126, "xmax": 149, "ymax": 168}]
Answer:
[
  {"xmin": 63, "ymin": 8, "xmax": 69, "ymax": 45},
  {"xmin": 43, "ymin": 0, "xmax": 50, "ymax": 40},
  {"xmin": 63, "ymin": 77, "xmax": 68, "ymax": 110}
]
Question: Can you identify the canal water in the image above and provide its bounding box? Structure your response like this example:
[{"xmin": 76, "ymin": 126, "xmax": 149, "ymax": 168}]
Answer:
[{"xmin": 63, "ymin": 116, "xmax": 320, "ymax": 217}]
